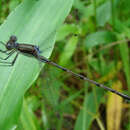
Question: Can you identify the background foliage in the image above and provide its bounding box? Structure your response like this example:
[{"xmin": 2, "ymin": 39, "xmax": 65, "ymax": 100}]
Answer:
[{"xmin": 0, "ymin": 0, "xmax": 130, "ymax": 130}]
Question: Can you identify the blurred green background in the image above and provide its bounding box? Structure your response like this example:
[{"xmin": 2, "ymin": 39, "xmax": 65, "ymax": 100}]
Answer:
[{"xmin": 0, "ymin": 0, "xmax": 130, "ymax": 130}]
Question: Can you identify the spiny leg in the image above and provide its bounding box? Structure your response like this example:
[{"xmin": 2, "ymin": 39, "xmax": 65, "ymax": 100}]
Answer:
[
  {"xmin": 0, "ymin": 50, "xmax": 15, "ymax": 60},
  {"xmin": 0, "ymin": 41, "xmax": 7, "ymax": 53},
  {"xmin": 0, "ymin": 53, "xmax": 19, "ymax": 66},
  {"xmin": 0, "ymin": 49, "xmax": 10, "ymax": 53},
  {"xmin": 0, "ymin": 41, "xmax": 6, "ymax": 46},
  {"xmin": 0, "ymin": 41, "xmax": 11, "ymax": 54}
]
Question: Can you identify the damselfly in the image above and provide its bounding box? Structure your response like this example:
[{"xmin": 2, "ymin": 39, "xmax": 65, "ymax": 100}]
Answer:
[{"xmin": 0, "ymin": 36, "xmax": 130, "ymax": 100}]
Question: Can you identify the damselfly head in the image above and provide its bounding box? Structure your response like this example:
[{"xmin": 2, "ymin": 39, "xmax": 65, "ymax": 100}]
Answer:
[
  {"xmin": 10, "ymin": 35, "xmax": 17, "ymax": 42},
  {"xmin": 6, "ymin": 35, "xmax": 17, "ymax": 50}
]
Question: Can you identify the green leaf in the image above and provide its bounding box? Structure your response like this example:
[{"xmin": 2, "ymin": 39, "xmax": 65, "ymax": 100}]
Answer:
[
  {"xmin": 85, "ymin": 31, "xmax": 116, "ymax": 49},
  {"xmin": 56, "ymin": 24, "xmax": 80, "ymax": 41},
  {"xmin": 59, "ymin": 35, "xmax": 78, "ymax": 66},
  {"xmin": 96, "ymin": 1, "xmax": 111, "ymax": 27},
  {"xmin": 0, "ymin": 0, "xmax": 73, "ymax": 129},
  {"xmin": 119, "ymin": 39, "xmax": 130, "ymax": 94},
  {"xmin": 73, "ymin": 0, "xmax": 94, "ymax": 18},
  {"xmin": 17, "ymin": 99, "xmax": 41, "ymax": 130}
]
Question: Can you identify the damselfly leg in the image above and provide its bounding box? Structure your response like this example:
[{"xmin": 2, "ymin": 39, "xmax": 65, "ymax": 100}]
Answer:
[
  {"xmin": 0, "ymin": 53, "xmax": 19, "ymax": 66},
  {"xmin": 0, "ymin": 41, "xmax": 9, "ymax": 54},
  {"xmin": 0, "ymin": 41, "xmax": 19, "ymax": 66},
  {"xmin": 0, "ymin": 50, "xmax": 15, "ymax": 60}
]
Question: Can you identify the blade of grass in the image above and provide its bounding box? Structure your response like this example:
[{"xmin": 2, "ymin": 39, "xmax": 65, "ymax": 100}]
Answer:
[
  {"xmin": 18, "ymin": 99, "xmax": 41, "ymax": 130},
  {"xmin": 74, "ymin": 88, "xmax": 104, "ymax": 130}
]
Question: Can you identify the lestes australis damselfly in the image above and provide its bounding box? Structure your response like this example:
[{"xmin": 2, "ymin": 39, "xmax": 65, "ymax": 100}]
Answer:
[{"xmin": 0, "ymin": 36, "xmax": 130, "ymax": 100}]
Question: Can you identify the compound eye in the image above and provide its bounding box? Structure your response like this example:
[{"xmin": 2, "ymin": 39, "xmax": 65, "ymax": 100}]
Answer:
[
  {"xmin": 10, "ymin": 35, "xmax": 17, "ymax": 42},
  {"xmin": 6, "ymin": 43, "xmax": 12, "ymax": 50}
]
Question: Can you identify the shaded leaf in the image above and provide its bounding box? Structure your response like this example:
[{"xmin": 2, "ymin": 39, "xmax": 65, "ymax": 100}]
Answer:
[
  {"xmin": 85, "ymin": 31, "xmax": 116, "ymax": 49},
  {"xmin": 96, "ymin": 1, "xmax": 111, "ymax": 27}
]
